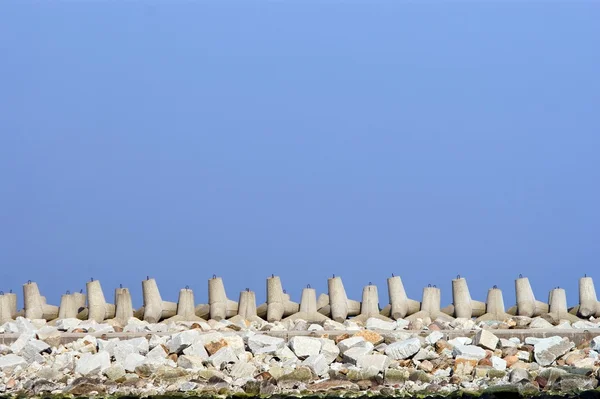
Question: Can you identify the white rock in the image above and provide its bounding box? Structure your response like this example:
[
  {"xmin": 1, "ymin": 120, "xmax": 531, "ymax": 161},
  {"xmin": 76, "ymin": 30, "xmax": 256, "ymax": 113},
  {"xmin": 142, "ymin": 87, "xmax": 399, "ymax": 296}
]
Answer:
[
  {"xmin": 183, "ymin": 342, "xmax": 209, "ymax": 359},
  {"xmin": 308, "ymin": 324, "xmax": 324, "ymax": 331},
  {"xmin": 75, "ymin": 351, "xmax": 111, "ymax": 376},
  {"xmin": 167, "ymin": 330, "xmax": 201, "ymax": 353},
  {"xmin": 21, "ymin": 339, "xmax": 50, "ymax": 361},
  {"xmin": 323, "ymin": 320, "xmax": 346, "ymax": 330},
  {"xmin": 0, "ymin": 354, "xmax": 27, "ymax": 372},
  {"xmin": 222, "ymin": 335, "xmax": 245, "ymax": 356},
  {"xmin": 499, "ymin": 338, "xmax": 517, "ymax": 348},
  {"xmin": 573, "ymin": 321, "xmax": 600, "ymax": 329},
  {"xmin": 452, "ymin": 345, "xmax": 486, "ymax": 361},
  {"xmin": 517, "ymin": 350, "xmax": 530, "ymax": 361},
  {"xmin": 395, "ymin": 319, "xmax": 410, "ymax": 330},
  {"xmin": 126, "ymin": 337, "xmax": 149, "ymax": 355},
  {"xmin": 425, "ymin": 331, "xmax": 444, "ymax": 345},
  {"xmin": 385, "ymin": 338, "xmax": 421, "ymax": 360},
  {"xmin": 146, "ymin": 344, "xmax": 168, "ymax": 360},
  {"xmin": 343, "ymin": 320, "xmax": 361, "ymax": 331},
  {"xmin": 274, "ymin": 345, "xmax": 298, "ymax": 360},
  {"xmin": 9, "ymin": 332, "xmax": 35, "ymax": 354},
  {"xmin": 247, "ymin": 335, "xmax": 285, "ymax": 353},
  {"xmin": 209, "ymin": 346, "xmax": 238, "ymax": 368},
  {"xmin": 302, "ymin": 354, "xmax": 328, "ymax": 376},
  {"xmin": 289, "ymin": 336, "xmax": 322, "ymax": 359},
  {"xmin": 448, "ymin": 337, "xmax": 472, "ymax": 346},
  {"xmin": 366, "ymin": 318, "xmax": 396, "ymax": 331},
  {"xmin": 529, "ymin": 317, "xmax": 554, "ymax": 329},
  {"xmin": 491, "ymin": 356, "xmax": 507, "ymax": 371},
  {"xmin": 472, "ymin": 329, "xmax": 499, "ymax": 350},
  {"xmin": 343, "ymin": 346, "xmax": 373, "ymax": 364},
  {"xmin": 356, "ymin": 354, "xmax": 390, "ymax": 372},
  {"xmin": 123, "ymin": 353, "xmax": 146, "ymax": 372},
  {"xmin": 318, "ymin": 338, "xmax": 340, "ymax": 364},
  {"xmin": 337, "ymin": 336, "xmax": 367, "ymax": 353},
  {"xmin": 36, "ymin": 326, "xmax": 60, "ymax": 341}
]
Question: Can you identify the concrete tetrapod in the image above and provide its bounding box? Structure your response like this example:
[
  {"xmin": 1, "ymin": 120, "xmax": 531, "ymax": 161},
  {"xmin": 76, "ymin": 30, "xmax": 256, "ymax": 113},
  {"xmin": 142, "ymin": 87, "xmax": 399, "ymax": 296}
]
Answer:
[
  {"xmin": 576, "ymin": 276, "xmax": 600, "ymax": 318},
  {"xmin": 351, "ymin": 284, "xmax": 393, "ymax": 322},
  {"xmin": 208, "ymin": 276, "xmax": 238, "ymax": 321},
  {"xmin": 58, "ymin": 293, "xmax": 79, "ymax": 319},
  {"xmin": 165, "ymin": 288, "xmax": 204, "ymax": 322},
  {"xmin": 4, "ymin": 291, "xmax": 17, "ymax": 319},
  {"xmin": 509, "ymin": 276, "xmax": 549, "ymax": 317},
  {"xmin": 317, "ymin": 276, "xmax": 361, "ymax": 322},
  {"xmin": 380, "ymin": 276, "xmax": 420, "ymax": 320},
  {"xmin": 85, "ymin": 279, "xmax": 116, "ymax": 323},
  {"xmin": 543, "ymin": 288, "xmax": 580, "ymax": 323},
  {"xmin": 112, "ymin": 287, "xmax": 134, "ymax": 326},
  {"xmin": 0, "ymin": 294, "xmax": 11, "ymax": 324},
  {"xmin": 476, "ymin": 287, "xmax": 512, "ymax": 322},
  {"xmin": 406, "ymin": 286, "xmax": 454, "ymax": 323},
  {"xmin": 283, "ymin": 286, "xmax": 330, "ymax": 323},
  {"xmin": 264, "ymin": 275, "xmax": 299, "ymax": 322},
  {"xmin": 142, "ymin": 278, "xmax": 177, "ymax": 323},
  {"xmin": 447, "ymin": 277, "xmax": 486, "ymax": 319},
  {"xmin": 23, "ymin": 281, "xmax": 59, "ymax": 321},
  {"xmin": 229, "ymin": 290, "xmax": 264, "ymax": 324}
]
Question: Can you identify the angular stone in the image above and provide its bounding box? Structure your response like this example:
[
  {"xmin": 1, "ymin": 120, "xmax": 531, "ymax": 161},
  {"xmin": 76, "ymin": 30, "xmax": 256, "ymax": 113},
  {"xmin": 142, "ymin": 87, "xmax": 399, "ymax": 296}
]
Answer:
[
  {"xmin": 452, "ymin": 345, "xmax": 487, "ymax": 361},
  {"xmin": 289, "ymin": 336, "xmax": 322, "ymax": 359},
  {"xmin": 384, "ymin": 368, "xmax": 409, "ymax": 384},
  {"xmin": 356, "ymin": 354, "xmax": 390, "ymax": 372},
  {"xmin": 75, "ymin": 351, "xmax": 111, "ymax": 376},
  {"xmin": 534, "ymin": 337, "xmax": 574, "ymax": 366},
  {"xmin": 209, "ymin": 346, "xmax": 238, "ymax": 368},
  {"xmin": 247, "ymin": 335, "xmax": 285, "ymax": 353},
  {"xmin": 182, "ymin": 342, "xmax": 209, "ymax": 359},
  {"xmin": 530, "ymin": 317, "xmax": 554, "ymax": 329},
  {"xmin": 337, "ymin": 336, "xmax": 368, "ymax": 353},
  {"xmin": 0, "ymin": 354, "xmax": 27, "ymax": 372},
  {"xmin": 177, "ymin": 355, "xmax": 205, "ymax": 370},
  {"xmin": 425, "ymin": 331, "xmax": 444, "ymax": 345},
  {"xmin": 21, "ymin": 339, "xmax": 51, "ymax": 361},
  {"xmin": 123, "ymin": 353, "xmax": 146, "ymax": 372},
  {"xmin": 318, "ymin": 338, "xmax": 340, "ymax": 364},
  {"xmin": 342, "ymin": 346, "xmax": 373, "ymax": 364},
  {"xmin": 104, "ymin": 364, "xmax": 126, "ymax": 382},
  {"xmin": 473, "ymin": 330, "xmax": 499, "ymax": 350},
  {"xmin": 222, "ymin": 335, "xmax": 245, "ymax": 356},
  {"xmin": 230, "ymin": 361, "xmax": 256, "ymax": 379},
  {"xmin": 491, "ymin": 356, "xmax": 507, "ymax": 371},
  {"xmin": 205, "ymin": 339, "xmax": 228, "ymax": 355},
  {"xmin": 166, "ymin": 330, "xmax": 201, "ymax": 354},
  {"xmin": 354, "ymin": 330, "xmax": 384, "ymax": 345},
  {"xmin": 302, "ymin": 354, "xmax": 328, "ymax": 376},
  {"xmin": 509, "ymin": 368, "xmax": 530, "ymax": 383},
  {"xmin": 385, "ymin": 338, "xmax": 421, "ymax": 360},
  {"xmin": 366, "ymin": 318, "xmax": 396, "ymax": 330}
]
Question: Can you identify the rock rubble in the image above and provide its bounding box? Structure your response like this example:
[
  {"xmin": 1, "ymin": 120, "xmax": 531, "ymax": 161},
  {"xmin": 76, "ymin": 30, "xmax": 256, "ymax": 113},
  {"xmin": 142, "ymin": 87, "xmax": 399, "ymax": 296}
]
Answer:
[{"xmin": 1, "ymin": 315, "xmax": 600, "ymax": 397}]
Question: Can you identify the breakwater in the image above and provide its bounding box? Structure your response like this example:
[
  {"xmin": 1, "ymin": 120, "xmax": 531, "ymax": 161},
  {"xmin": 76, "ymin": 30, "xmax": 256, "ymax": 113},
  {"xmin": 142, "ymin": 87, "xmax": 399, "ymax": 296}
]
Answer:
[{"xmin": 1, "ymin": 275, "xmax": 600, "ymax": 325}]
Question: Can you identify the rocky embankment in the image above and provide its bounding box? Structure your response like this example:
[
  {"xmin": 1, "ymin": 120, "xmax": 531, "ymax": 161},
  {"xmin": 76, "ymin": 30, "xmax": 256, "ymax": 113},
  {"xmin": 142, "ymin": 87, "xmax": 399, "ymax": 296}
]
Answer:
[{"xmin": 2, "ymin": 316, "xmax": 600, "ymax": 398}]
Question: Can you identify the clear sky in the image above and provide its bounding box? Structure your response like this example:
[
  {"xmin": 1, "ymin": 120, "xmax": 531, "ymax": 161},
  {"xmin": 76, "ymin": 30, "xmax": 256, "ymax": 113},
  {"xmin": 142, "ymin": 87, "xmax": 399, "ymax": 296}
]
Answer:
[{"xmin": 1, "ymin": 2, "xmax": 599, "ymax": 311}]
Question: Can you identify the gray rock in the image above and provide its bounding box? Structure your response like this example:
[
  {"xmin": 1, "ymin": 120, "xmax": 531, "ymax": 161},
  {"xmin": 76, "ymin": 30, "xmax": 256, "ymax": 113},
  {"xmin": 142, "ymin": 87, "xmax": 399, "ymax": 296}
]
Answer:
[
  {"xmin": 385, "ymin": 338, "xmax": 421, "ymax": 360},
  {"xmin": 21, "ymin": 339, "xmax": 51, "ymax": 361},
  {"xmin": 178, "ymin": 381, "xmax": 197, "ymax": 392},
  {"xmin": 104, "ymin": 364, "xmax": 126, "ymax": 382},
  {"xmin": 177, "ymin": 355, "xmax": 205, "ymax": 370},
  {"xmin": 530, "ymin": 317, "xmax": 554, "ymax": 329},
  {"xmin": 230, "ymin": 361, "xmax": 256, "ymax": 379},
  {"xmin": 166, "ymin": 330, "xmax": 201, "ymax": 354},
  {"xmin": 510, "ymin": 368, "xmax": 530, "ymax": 383}
]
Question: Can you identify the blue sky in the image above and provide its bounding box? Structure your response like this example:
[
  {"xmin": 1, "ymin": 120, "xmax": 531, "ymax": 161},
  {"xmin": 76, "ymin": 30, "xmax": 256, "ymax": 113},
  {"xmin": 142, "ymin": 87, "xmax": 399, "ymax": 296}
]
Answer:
[{"xmin": 1, "ymin": 2, "xmax": 599, "ymax": 310}]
